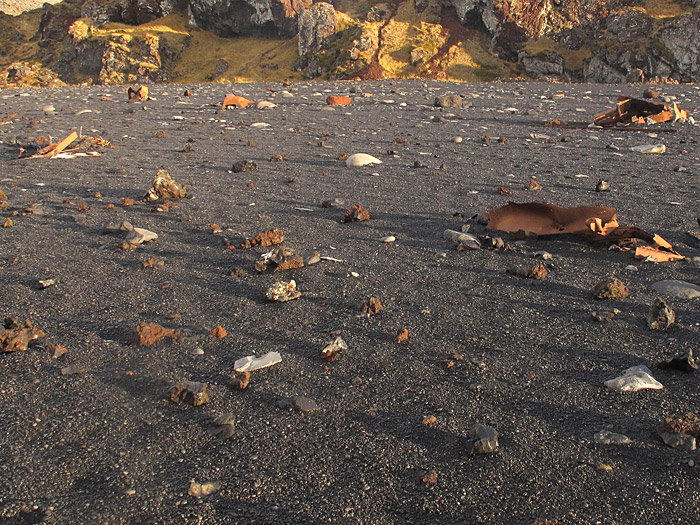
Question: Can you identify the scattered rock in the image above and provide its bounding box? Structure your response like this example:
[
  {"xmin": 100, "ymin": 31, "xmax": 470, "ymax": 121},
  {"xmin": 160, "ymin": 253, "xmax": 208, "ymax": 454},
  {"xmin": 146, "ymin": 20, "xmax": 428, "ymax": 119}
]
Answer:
[
  {"xmin": 266, "ymin": 280, "xmax": 301, "ymax": 302},
  {"xmin": 60, "ymin": 364, "xmax": 85, "ymax": 376},
  {"xmin": 326, "ymin": 95, "xmax": 351, "ymax": 106},
  {"xmin": 422, "ymin": 415, "xmax": 437, "ymax": 425},
  {"xmin": 596, "ymin": 179, "xmax": 611, "ymax": 192},
  {"xmin": 140, "ymin": 258, "xmax": 163, "ymax": 269},
  {"xmin": 507, "ymin": 264, "xmax": 547, "ymax": 280},
  {"xmin": 239, "ymin": 228, "xmax": 284, "ymax": 248},
  {"xmin": 229, "ymin": 371, "xmax": 250, "ymax": 389},
  {"xmin": 443, "ymin": 229, "xmax": 480, "ymax": 250},
  {"xmin": 341, "ymin": 205, "xmax": 370, "ymax": 223},
  {"xmin": 321, "ymin": 336, "xmax": 347, "ymax": 362},
  {"xmin": 124, "ymin": 228, "xmax": 158, "ymax": 245},
  {"xmin": 467, "ymin": 424, "xmax": 499, "ymax": 454},
  {"xmin": 434, "ymin": 95, "xmax": 464, "ymax": 108},
  {"xmin": 0, "ymin": 319, "xmax": 45, "ymax": 352},
  {"xmin": 208, "ymin": 413, "xmax": 236, "ymax": 439},
  {"xmin": 131, "ymin": 322, "xmax": 180, "ymax": 346},
  {"xmin": 293, "ymin": 396, "xmax": 319, "ymax": 412},
  {"xmin": 659, "ymin": 350, "xmax": 697, "ymax": 372},
  {"xmin": 593, "ymin": 277, "xmax": 629, "ymax": 299},
  {"xmin": 345, "ymin": 153, "xmax": 382, "ymax": 167},
  {"xmin": 651, "ymin": 280, "xmax": 700, "ymax": 299},
  {"xmin": 420, "ymin": 470, "xmax": 439, "ymax": 484},
  {"xmin": 37, "ymin": 278, "xmax": 56, "ymax": 289},
  {"xmin": 647, "ymin": 297, "xmax": 675, "ymax": 330},
  {"xmin": 594, "ymin": 430, "xmax": 631, "ymax": 445},
  {"xmin": 121, "ymin": 198, "xmax": 135, "ymax": 207},
  {"xmin": 210, "ymin": 325, "xmax": 227, "ymax": 338},
  {"xmin": 657, "ymin": 413, "xmax": 699, "ymax": 451},
  {"xmin": 188, "ymin": 481, "xmax": 220, "ymax": 498},
  {"xmin": 234, "ymin": 351, "xmax": 282, "ymax": 372},
  {"xmin": 256, "ymin": 101, "xmax": 277, "ymax": 109},
  {"xmin": 322, "ymin": 198, "xmax": 344, "ymax": 208},
  {"xmin": 47, "ymin": 343, "xmax": 67, "ymax": 358},
  {"xmin": 360, "ymin": 296, "xmax": 383, "ymax": 315},
  {"xmin": 168, "ymin": 381, "xmax": 210, "ymax": 406},
  {"xmin": 605, "ymin": 365, "xmax": 663, "ymax": 392},
  {"xmin": 592, "ymin": 308, "xmax": 621, "ymax": 322},
  {"xmin": 395, "ymin": 328, "xmax": 409, "ymax": 344},
  {"xmin": 143, "ymin": 169, "xmax": 187, "ymax": 201},
  {"xmin": 104, "ymin": 220, "xmax": 133, "ymax": 233},
  {"xmin": 631, "ymin": 144, "xmax": 666, "ymax": 154},
  {"xmin": 255, "ymin": 246, "xmax": 304, "ymax": 272},
  {"xmin": 305, "ymin": 252, "xmax": 321, "ymax": 266},
  {"xmin": 527, "ymin": 178, "xmax": 542, "ymax": 191},
  {"xmin": 381, "ymin": 235, "xmax": 396, "ymax": 243},
  {"xmin": 643, "ymin": 88, "xmax": 660, "ymax": 99},
  {"xmin": 232, "ymin": 160, "xmax": 258, "ymax": 173}
]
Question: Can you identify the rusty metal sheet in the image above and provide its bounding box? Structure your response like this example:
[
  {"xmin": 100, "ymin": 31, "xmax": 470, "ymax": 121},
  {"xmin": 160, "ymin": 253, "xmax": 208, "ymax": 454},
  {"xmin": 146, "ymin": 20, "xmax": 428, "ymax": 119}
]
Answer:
[{"xmin": 484, "ymin": 202, "xmax": 619, "ymax": 236}]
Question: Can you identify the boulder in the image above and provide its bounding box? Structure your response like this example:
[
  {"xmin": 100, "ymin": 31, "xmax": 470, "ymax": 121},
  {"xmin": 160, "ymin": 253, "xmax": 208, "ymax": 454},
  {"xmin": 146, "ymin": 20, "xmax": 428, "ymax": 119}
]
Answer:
[{"xmin": 518, "ymin": 49, "xmax": 564, "ymax": 78}]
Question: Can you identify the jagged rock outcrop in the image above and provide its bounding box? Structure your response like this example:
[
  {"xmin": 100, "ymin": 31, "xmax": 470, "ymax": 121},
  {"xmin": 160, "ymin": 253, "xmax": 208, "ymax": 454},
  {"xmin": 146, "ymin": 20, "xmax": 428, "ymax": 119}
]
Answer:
[
  {"xmin": 81, "ymin": 0, "xmax": 177, "ymax": 25},
  {"xmin": 448, "ymin": 0, "xmax": 639, "ymax": 59},
  {"xmin": 584, "ymin": 8, "xmax": 700, "ymax": 83},
  {"xmin": 187, "ymin": 0, "xmax": 311, "ymax": 37},
  {"xmin": 297, "ymin": 2, "xmax": 336, "ymax": 56}
]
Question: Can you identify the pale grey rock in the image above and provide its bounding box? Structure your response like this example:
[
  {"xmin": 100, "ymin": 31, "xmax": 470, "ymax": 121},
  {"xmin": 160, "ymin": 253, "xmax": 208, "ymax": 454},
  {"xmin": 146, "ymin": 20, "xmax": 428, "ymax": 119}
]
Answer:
[
  {"xmin": 124, "ymin": 227, "xmax": 158, "ymax": 244},
  {"xmin": 605, "ymin": 365, "xmax": 663, "ymax": 392},
  {"xmin": 651, "ymin": 280, "xmax": 700, "ymax": 299},
  {"xmin": 594, "ymin": 430, "xmax": 631, "ymax": 445}
]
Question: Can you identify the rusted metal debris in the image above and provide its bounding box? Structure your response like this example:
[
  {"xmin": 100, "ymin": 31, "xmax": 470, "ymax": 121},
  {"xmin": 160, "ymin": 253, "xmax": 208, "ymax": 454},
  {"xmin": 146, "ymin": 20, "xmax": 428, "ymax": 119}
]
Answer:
[
  {"xmin": 485, "ymin": 202, "xmax": 684, "ymax": 263},
  {"xmin": 222, "ymin": 94, "xmax": 253, "ymax": 109},
  {"xmin": 593, "ymin": 96, "xmax": 688, "ymax": 127},
  {"xmin": 127, "ymin": 85, "xmax": 150, "ymax": 101}
]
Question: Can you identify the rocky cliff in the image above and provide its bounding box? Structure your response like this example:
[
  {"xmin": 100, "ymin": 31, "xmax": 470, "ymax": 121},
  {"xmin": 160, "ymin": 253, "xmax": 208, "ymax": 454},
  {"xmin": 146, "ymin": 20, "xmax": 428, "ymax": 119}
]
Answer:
[{"xmin": 0, "ymin": 0, "xmax": 698, "ymax": 86}]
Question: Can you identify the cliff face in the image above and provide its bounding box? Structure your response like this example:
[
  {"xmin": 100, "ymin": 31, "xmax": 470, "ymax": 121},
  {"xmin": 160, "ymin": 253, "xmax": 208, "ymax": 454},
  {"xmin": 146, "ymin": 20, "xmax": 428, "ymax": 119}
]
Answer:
[
  {"xmin": 187, "ymin": 0, "xmax": 312, "ymax": 37},
  {"xmin": 448, "ymin": 0, "xmax": 641, "ymax": 59},
  {"xmin": 1, "ymin": 0, "xmax": 699, "ymax": 85}
]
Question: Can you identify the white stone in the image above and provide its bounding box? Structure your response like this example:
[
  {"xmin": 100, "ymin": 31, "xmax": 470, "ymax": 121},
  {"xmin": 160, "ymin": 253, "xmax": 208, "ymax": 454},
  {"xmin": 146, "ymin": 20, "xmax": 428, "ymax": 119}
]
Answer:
[
  {"xmin": 256, "ymin": 101, "xmax": 277, "ymax": 109},
  {"xmin": 605, "ymin": 365, "xmax": 663, "ymax": 392},
  {"xmin": 651, "ymin": 280, "xmax": 700, "ymax": 299},
  {"xmin": 346, "ymin": 153, "xmax": 382, "ymax": 167},
  {"xmin": 381, "ymin": 235, "xmax": 396, "ymax": 243}
]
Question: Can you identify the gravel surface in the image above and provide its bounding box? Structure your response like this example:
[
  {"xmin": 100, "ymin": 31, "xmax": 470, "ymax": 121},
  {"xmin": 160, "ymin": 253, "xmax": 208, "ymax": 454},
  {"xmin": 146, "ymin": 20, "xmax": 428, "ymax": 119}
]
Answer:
[{"xmin": 1, "ymin": 80, "xmax": 699, "ymax": 524}]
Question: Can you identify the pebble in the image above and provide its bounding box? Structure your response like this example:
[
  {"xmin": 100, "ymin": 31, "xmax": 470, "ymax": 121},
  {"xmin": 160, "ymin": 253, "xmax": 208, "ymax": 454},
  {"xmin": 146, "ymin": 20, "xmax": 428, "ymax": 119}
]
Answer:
[
  {"xmin": 453, "ymin": 136, "xmax": 463, "ymax": 143},
  {"xmin": 345, "ymin": 153, "xmax": 382, "ymax": 167},
  {"xmin": 631, "ymin": 144, "xmax": 666, "ymax": 154},
  {"xmin": 381, "ymin": 235, "xmax": 396, "ymax": 243},
  {"xmin": 535, "ymin": 251, "xmax": 552, "ymax": 260},
  {"xmin": 605, "ymin": 365, "xmax": 663, "ymax": 392},
  {"xmin": 293, "ymin": 396, "xmax": 319, "ymax": 412},
  {"xmin": 651, "ymin": 280, "xmax": 700, "ymax": 299},
  {"xmin": 594, "ymin": 430, "xmax": 631, "ymax": 445}
]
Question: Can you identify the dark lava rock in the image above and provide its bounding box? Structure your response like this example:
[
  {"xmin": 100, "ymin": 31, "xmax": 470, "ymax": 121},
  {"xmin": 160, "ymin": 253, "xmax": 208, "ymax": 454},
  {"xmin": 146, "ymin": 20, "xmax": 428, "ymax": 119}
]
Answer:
[
  {"xmin": 467, "ymin": 424, "xmax": 499, "ymax": 454},
  {"xmin": 592, "ymin": 277, "xmax": 629, "ymax": 300},
  {"xmin": 232, "ymin": 160, "xmax": 258, "ymax": 173},
  {"xmin": 647, "ymin": 297, "xmax": 675, "ymax": 330},
  {"xmin": 659, "ymin": 350, "xmax": 697, "ymax": 372}
]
